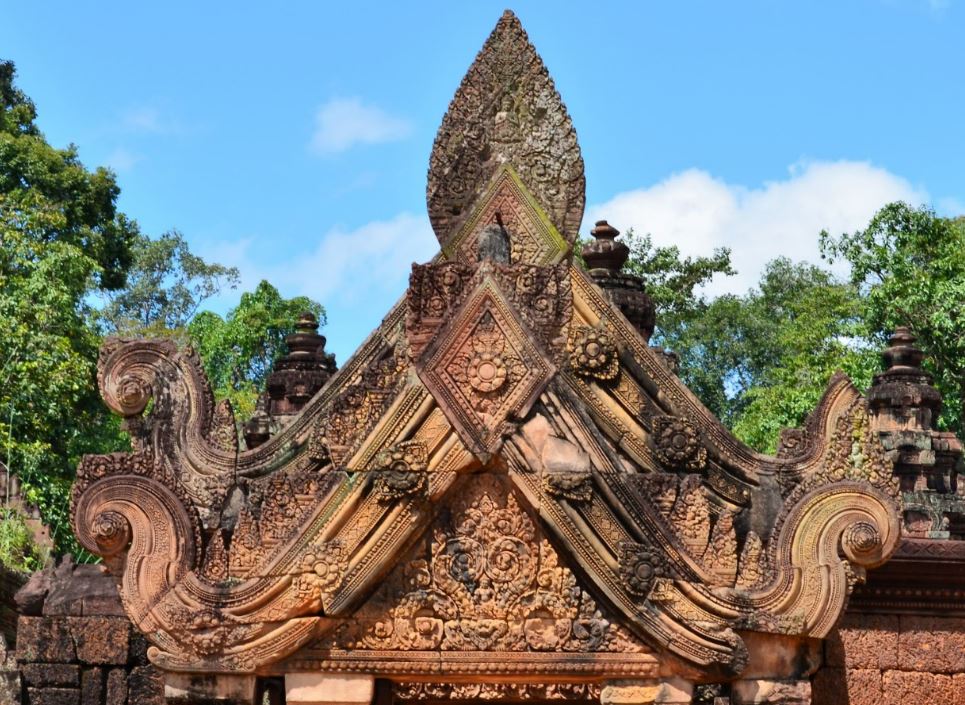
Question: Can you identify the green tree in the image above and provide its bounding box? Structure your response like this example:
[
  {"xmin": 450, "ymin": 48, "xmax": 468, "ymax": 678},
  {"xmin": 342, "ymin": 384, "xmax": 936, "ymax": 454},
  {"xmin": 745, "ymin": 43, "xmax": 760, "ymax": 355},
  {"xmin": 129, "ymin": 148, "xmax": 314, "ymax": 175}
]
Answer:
[
  {"xmin": 0, "ymin": 61, "xmax": 137, "ymax": 291},
  {"xmin": 98, "ymin": 230, "xmax": 240, "ymax": 336},
  {"xmin": 726, "ymin": 259, "xmax": 877, "ymax": 452},
  {"xmin": 188, "ymin": 281, "xmax": 325, "ymax": 419},
  {"xmin": 0, "ymin": 61, "xmax": 240, "ymax": 557},
  {"xmin": 822, "ymin": 202, "xmax": 965, "ymax": 437}
]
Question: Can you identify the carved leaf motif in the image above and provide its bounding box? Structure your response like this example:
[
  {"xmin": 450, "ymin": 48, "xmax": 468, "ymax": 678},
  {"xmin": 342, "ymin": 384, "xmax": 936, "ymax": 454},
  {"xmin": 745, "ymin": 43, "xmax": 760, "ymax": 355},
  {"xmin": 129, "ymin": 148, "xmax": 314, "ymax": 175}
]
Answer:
[{"xmin": 427, "ymin": 11, "xmax": 585, "ymax": 248}]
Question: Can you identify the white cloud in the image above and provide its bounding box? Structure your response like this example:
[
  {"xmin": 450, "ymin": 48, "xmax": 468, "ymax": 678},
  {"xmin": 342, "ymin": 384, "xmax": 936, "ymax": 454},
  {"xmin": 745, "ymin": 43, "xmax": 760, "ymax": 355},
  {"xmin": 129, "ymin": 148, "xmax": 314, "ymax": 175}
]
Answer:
[
  {"xmin": 309, "ymin": 97, "xmax": 411, "ymax": 155},
  {"xmin": 103, "ymin": 147, "xmax": 141, "ymax": 173},
  {"xmin": 585, "ymin": 160, "xmax": 927, "ymax": 296},
  {"xmin": 198, "ymin": 213, "xmax": 438, "ymax": 361}
]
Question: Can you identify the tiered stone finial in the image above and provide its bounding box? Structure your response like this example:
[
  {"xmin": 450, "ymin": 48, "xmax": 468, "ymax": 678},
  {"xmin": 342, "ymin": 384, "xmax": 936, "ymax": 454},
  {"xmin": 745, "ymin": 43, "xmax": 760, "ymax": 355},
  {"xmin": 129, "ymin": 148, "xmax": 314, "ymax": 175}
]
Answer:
[
  {"xmin": 868, "ymin": 327, "xmax": 964, "ymax": 535},
  {"xmin": 582, "ymin": 220, "xmax": 656, "ymax": 342},
  {"xmin": 244, "ymin": 312, "xmax": 336, "ymax": 449},
  {"xmin": 868, "ymin": 327, "xmax": 943, "ymax": 435}
]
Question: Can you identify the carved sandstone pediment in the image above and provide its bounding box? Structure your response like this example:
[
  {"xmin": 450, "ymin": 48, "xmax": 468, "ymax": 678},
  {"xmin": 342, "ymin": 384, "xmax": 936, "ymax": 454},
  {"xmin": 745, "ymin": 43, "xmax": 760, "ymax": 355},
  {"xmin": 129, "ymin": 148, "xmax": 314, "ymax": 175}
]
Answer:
[{"xmin": 71, "ymin": 9, "xmax": 903, "ymax": 693}]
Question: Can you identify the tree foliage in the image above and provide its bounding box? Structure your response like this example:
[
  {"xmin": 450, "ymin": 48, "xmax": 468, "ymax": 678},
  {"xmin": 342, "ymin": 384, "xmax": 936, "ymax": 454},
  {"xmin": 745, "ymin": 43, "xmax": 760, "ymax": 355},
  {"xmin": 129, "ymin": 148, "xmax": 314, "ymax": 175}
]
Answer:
[
  {"xmin": 822, "ymin": 203, "xmax": 965, "ymax": 437},
  {"xmin": 98, "ymin": 230, "xmax": 240, "ymax": 336},
  {"xmin": 188, "ymin": 281, "xmax": 325, "ymax": 419},
  {"xmin": 0, "ymin": 61, "xmax": 137, "ymax": 291}
]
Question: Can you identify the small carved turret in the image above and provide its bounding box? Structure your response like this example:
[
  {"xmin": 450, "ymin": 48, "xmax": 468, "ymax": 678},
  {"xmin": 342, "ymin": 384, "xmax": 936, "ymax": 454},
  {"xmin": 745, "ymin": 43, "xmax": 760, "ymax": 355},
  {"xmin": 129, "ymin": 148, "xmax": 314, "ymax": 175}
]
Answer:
[
  {"xmin": 582, "ymin": 220, "xmax": 656, "ymax": 343},
  {"xmin": 243, "ymin": 397, "xmax": 271, "ymax": 450},
  {"xmin": 867, "ymin": 326, "xmax": 942, "ymax": 432},
  {"xmin": 868, "ymin": 327, "xmax": 964, "ymax": 536},
  {"xmin": 244, "ymin": 313, "xmax": 337, "ymax": 449},
  {"xmin": 267, "ymin": 312, "xmax": 336, "ymax": 415}
]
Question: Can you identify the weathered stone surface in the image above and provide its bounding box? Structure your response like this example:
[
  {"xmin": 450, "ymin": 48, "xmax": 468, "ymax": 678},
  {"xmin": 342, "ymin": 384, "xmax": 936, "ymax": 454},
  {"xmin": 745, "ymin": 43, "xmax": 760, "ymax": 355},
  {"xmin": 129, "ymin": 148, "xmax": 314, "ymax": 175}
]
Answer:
[
  {"xmin": 127, "ymin": 664, "xmax": 164, "ymax": 705},
  {"xmin": 20, "ymin": 663, "xmax": 80, "ymax": 688},
  {"xmin": 80, "ymin": 667, "xmax": 103, "ymax": 705},
  {"xmin": 825, "ymin": 614, "xmax": 899, "ymax": 670},
  {"xmin": 65, "ymin": 8, "xmax": 908, "ymax": 690},
  {"xmin": 43, "ymin": 564, "xmax": 124, "ymax": 618},
  {"xmin": 813, "ymin": 667, "xmax": 882, "ymax": 705},
  {"xmin": 897, "ymin": 615, "xmax": 965, "ymax": 673},
  {"xmin": 68, "ymin": 617, "xmax": 129, "ymax": 665},
  {"xmin": 105, "ymin": 668, "xmax": 126, "ymax": 705},
  {"xmin": 25, "ymin": 687, "xmax": 80, "ymax": 705},
  {"xmin": 881, "ymin": 670, "xmax": 964, "ymax": 705},
  {"xmin": 732, "ymin": 679, "xmax": 811, "ymax": 704},
  {"xmin": 17, "ymin": 617, "xmax": 75, "ymax": 663},
  {"xmin": 15, "ymin": 562, "xmax": 54, "ymax": 617}
]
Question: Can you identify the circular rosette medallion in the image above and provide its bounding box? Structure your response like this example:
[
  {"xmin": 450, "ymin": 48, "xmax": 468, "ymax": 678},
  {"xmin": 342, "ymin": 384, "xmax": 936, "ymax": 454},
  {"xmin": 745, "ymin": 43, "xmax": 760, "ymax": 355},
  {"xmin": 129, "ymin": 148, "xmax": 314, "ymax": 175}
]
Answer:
[
  {"xmin": 468, "ymin": 351, "xmax": 507, "ymax": 393},
  {"xmin": 484, "ymin": 536, "xmax": 536, "ymax": 592},
  {"xmin": 438, "ymin": 537, "xmax": 486, "ymax": 589}
]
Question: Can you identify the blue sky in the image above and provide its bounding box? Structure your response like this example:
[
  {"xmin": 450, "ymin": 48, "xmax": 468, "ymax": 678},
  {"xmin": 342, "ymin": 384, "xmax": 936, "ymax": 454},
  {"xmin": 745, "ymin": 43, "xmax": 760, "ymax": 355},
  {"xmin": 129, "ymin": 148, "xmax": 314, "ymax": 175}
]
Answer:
[{"xmin": 3, "ymin": 1, "xmax": 962, "ymax": 363}]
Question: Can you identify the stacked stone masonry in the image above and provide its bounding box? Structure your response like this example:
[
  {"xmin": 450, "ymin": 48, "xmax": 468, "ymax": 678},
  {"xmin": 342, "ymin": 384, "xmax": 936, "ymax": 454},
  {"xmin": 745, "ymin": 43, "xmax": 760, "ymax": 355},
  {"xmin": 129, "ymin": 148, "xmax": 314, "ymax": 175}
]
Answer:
[{"xmin": 814, "ymin": 614, "xmax": 965, "ymax": 705}]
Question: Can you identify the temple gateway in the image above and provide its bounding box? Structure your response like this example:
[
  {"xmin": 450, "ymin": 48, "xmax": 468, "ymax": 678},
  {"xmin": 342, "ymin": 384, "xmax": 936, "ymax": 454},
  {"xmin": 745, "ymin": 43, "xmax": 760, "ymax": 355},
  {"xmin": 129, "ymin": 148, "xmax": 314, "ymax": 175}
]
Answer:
[{"xmin": 52, "ymin": 10, "xmax": 964, "ymax": 705}]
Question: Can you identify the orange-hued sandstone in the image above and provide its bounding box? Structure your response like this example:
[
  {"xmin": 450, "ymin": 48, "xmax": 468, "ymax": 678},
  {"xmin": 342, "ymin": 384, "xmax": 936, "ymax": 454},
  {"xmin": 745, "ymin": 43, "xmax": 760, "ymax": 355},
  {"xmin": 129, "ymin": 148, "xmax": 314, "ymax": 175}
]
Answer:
[{"xmin": 10, "ymin": 10, "xmax": 960, "ymax": 705}]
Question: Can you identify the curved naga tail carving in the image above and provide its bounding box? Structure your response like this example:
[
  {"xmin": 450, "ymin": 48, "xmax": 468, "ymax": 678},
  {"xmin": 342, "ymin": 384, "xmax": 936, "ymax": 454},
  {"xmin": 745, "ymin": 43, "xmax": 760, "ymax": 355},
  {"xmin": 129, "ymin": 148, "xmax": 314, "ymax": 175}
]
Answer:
[
  {"xmin": 97, "ymin": 338, "xmax": 238, "ymax": 522},
  {"xmin": 757, "ymin": 479, "xmax": 900, "ymax": 637},
  {"xmin": 73, "ymin": 475, "xmax": 196, "ymax": 624}
]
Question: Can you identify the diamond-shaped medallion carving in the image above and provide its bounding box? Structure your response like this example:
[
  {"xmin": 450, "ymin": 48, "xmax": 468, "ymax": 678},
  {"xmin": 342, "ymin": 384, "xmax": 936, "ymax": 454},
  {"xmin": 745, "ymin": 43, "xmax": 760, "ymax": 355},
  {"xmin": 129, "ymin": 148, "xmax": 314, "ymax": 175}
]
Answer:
[{"xmin": 417, "ymin": 276, "xmax": 555, "ymax": 461}]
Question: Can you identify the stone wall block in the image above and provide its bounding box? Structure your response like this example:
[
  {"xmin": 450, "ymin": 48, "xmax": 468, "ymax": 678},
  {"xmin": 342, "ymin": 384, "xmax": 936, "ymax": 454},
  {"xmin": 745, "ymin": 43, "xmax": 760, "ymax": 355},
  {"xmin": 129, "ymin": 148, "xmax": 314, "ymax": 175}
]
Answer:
[
  {"xmin": 897, "ymin": 615, "xmax": 965, "ymax": 673},
  {"xmin": 813, "ymin": 667, "xmax": 882, "ymax": 705},
  {"xmin": 105, "ymin": 668, "xmax": 127, "ymax": 705},
  {"xmin": 17, "ymin": 617, "xmax": 76, "ymax": 663},
  {"xmin": 25, "ymin": 687, "xmax": 81, "ymax": 705},
  {"xmin": 881, "ymin": 670, "xmax": 964, "ymax": 705},
  {"xmin": 825, "ymin": 614, "xmax": 899, "ymax": 670},
  {"xmin": 20, "ymin": 663, "xmax": 80, "ymax": 688},
  {"xmin": 68, "ymin": 617, "xmax": 129, "ymax": 665},
  {"xmin": 80, "ymin": 667, "xmax": 103, "ymax": 705}
]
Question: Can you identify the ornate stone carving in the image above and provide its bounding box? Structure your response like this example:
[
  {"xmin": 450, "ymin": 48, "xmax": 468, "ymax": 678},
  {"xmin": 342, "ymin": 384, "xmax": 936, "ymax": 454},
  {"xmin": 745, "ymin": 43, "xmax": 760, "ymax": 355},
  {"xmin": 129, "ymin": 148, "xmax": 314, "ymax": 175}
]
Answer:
[
  {"xmin": 416, "ymin": 274, "xmax": 556, "ymax": 460},
  {"xmin": 370, "ymin": 441, "xmax": 429, "ymax": 501},
  {"xmin": 426, "ymin": 11, "xmax": 585, "ymax": 249},
  {"xmin": 567, "ymin": 325, "xmax": 619, "ymax": 380},
  {"xmin": 394, "ymin": 683, "xmax": 602, "ymax": 701},
  {"xmin": 315, "ymin": 476, "xmax": 650, "ymax": 655},
  {"xmin": 68, "ymin": 11, "xmax": 915, "ymax": 692},
  {"xmin": 619, "ymin": 542, "xmax": 665, "ymax": 597},
  {"xmin": 652, "ymin": 415, "xmax": 708, "ymax": 472},
  {"xmin": 542, "ymin": 469, "xmax": 593, "ymax": 502}
]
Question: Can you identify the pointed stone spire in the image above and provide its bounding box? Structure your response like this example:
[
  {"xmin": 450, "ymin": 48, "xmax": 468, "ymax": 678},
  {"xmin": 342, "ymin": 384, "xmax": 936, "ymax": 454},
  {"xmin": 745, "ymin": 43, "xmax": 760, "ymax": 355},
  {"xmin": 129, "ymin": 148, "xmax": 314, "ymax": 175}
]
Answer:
[
  {"xmin": 868, "ymin": 327, "xmax": 963, "ymax": 526},
  {"xmin": 582, "ymin": 220, "xmax": 656, "ymax": 342},
  {"xmin": 264, "ymin": 312, "xmax": 336, "ymax": 419},
  {"xmin": 427, "ymin": 10, "xmax": 585, "ymax": 249}
]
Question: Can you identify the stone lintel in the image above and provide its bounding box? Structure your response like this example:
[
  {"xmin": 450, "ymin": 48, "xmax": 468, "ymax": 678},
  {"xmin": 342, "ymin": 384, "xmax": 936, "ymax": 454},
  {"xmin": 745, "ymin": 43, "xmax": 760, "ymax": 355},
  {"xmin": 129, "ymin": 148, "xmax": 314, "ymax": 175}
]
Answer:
[
  {"xmin": 284, "ymin": 673, "xmax": 375, "ymax": 705},
  {"xmin": 600, "ymin": 677, "xmax": 693, "ymax": 704},
  {"xmin": 164, "ymin": 673, "xmax": 257, "ymax": 704},
  {"xmin": 731, "ymin": 678, "xmax": 811, "ymax": 704}
]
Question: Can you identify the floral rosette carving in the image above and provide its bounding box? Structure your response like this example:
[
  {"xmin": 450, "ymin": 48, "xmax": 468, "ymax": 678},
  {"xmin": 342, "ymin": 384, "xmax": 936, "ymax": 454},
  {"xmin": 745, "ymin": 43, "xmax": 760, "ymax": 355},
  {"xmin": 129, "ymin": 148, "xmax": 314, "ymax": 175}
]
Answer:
[
  {"xmin": 651, "ymin": 415, "xmax": 707, "ymax": 472},
  {"xmin": 294, "ymin": 540, "xmax": 347, "ymax": 601},
  {"xmin": 567, "ymin": 326, "xmax": 619, "ymax": 380},
  {"xmin": 619, "ymin": 542, "xmax": 665, "ymax": 597},
  {"xmin": 371, "ymin": 441, "xmax": 429, "ymax": 501}
]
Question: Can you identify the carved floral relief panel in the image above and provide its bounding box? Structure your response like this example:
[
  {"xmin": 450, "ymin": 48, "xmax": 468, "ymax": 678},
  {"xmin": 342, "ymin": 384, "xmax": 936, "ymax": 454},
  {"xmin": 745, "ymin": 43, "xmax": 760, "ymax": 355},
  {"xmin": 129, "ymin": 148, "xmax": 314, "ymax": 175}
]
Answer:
[{"xmin": 306, "ymin": 474, "xmax": 653, "ymax": 659}]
